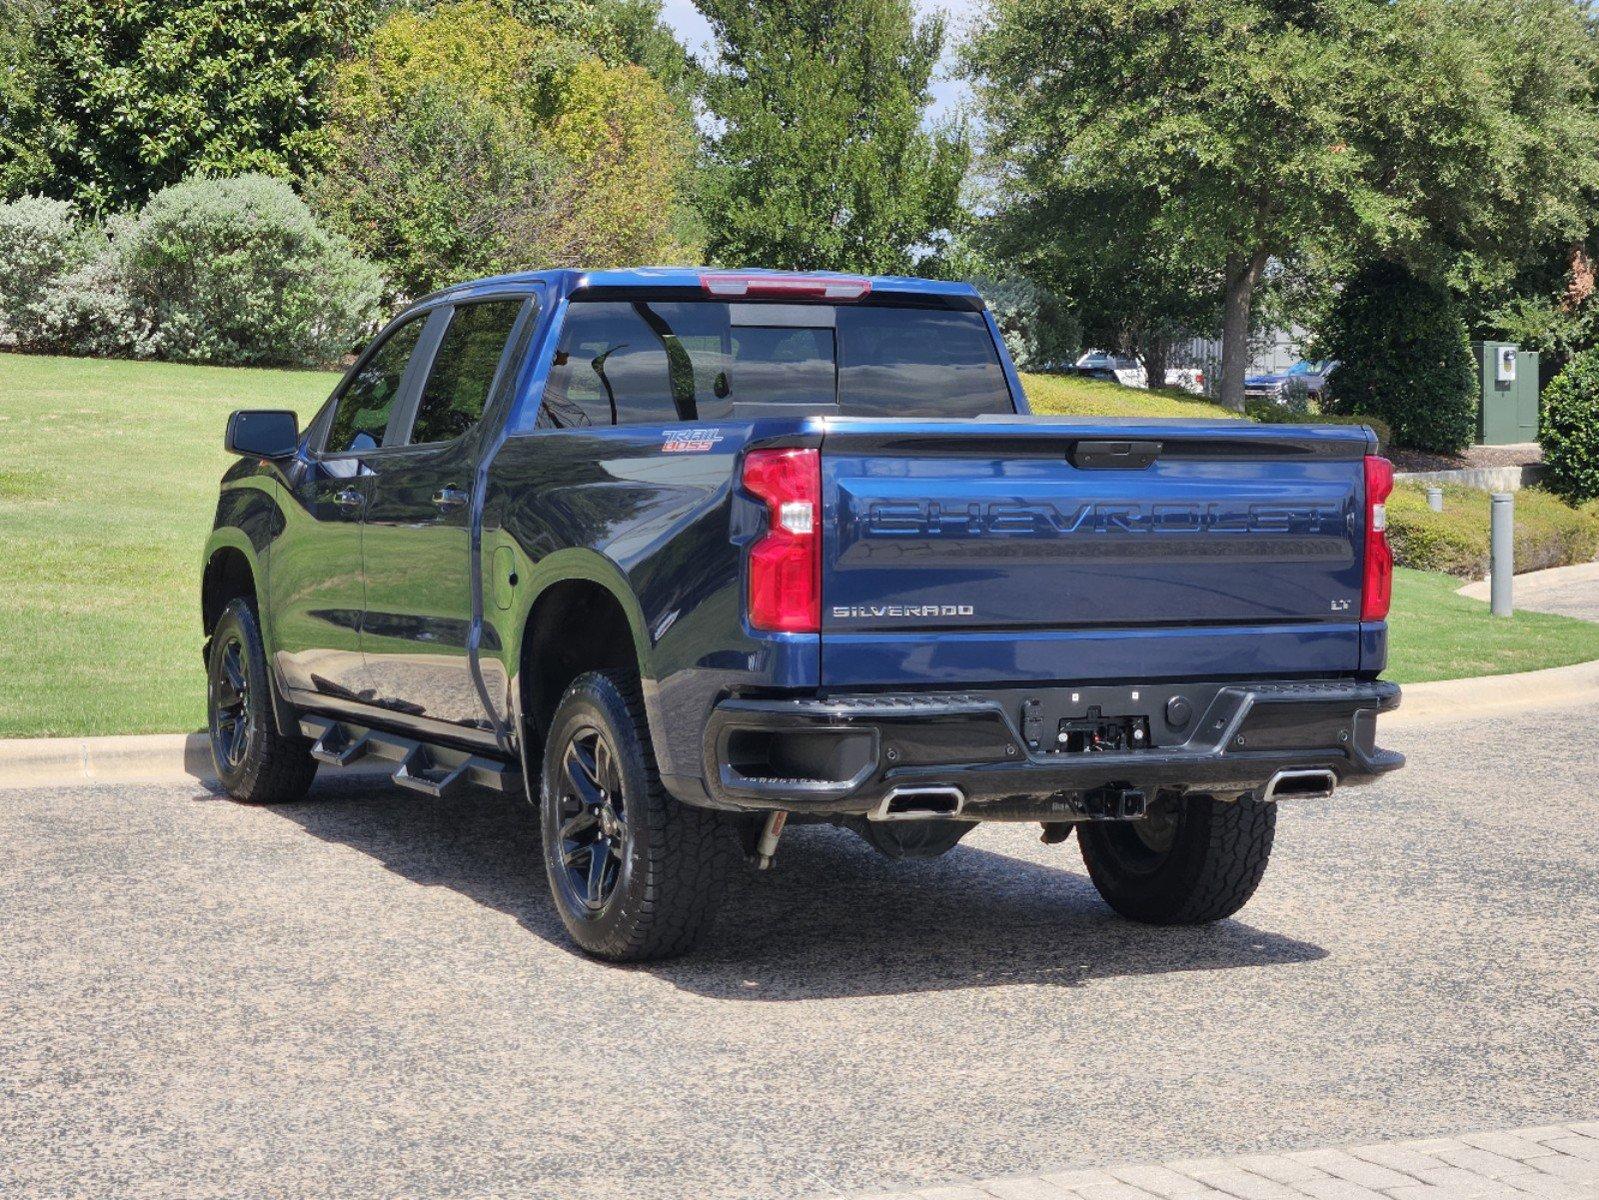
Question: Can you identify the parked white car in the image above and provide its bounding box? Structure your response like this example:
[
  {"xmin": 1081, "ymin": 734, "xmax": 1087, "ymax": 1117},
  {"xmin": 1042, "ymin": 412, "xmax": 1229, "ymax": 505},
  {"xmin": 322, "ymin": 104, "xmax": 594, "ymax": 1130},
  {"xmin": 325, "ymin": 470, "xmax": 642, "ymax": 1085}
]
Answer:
[{"xmin": 1074, "ymin": 350, "xmax": 1146, "ymax": 388}]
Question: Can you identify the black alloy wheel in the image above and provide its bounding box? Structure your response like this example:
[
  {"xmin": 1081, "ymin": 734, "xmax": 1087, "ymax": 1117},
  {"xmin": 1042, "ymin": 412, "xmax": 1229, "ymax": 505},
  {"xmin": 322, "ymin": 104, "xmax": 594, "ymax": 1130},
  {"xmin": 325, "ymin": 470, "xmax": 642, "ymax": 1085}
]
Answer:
[
  {"xmin": 209, "ymin": 632, "xmax": 254, "ymax": 774},
  {"xmin": 537, "ymin": 670, "xmax": 737, "ymax": 961},
  {"xmin": 551, "ymin": 725, "xmax": 629, "ymax": 912},
  {"xmin": 205, "ymin": 598, "xmax": 318, "ymax": 805}
]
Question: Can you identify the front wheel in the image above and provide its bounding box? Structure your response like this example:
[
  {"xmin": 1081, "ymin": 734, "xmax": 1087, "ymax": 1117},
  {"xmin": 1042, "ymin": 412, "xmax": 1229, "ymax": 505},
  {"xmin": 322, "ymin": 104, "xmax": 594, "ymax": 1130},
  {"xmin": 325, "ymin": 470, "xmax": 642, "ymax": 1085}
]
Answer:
[
  {"xmin": 539, "ymin": 670, "xmax": 736, "ymax": 961},
  {"xmin": 207, "ymin": 599, "xmax": 318, "ymax": 804},
  {"xmin": 1077, "ymin": 792, "xmax": 1275, "ymax": 924}
]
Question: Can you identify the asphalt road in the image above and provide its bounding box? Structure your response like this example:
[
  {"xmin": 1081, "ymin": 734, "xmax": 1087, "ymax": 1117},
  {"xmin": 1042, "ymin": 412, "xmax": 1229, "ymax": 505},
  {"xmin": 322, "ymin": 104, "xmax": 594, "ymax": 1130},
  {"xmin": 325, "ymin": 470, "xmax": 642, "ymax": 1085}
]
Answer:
[{"xmin": 3, "ymin": 704, "xmax": 1596, "ymax": 1200}]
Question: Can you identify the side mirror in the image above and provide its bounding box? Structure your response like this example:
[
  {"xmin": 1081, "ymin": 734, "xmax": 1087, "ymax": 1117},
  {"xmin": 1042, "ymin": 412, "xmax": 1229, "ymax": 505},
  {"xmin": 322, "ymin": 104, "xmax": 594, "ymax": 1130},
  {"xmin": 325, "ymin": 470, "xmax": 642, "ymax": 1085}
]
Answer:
[{"xmin": 225, "ymin": 410, "xmax": 300, "ymax": 459}]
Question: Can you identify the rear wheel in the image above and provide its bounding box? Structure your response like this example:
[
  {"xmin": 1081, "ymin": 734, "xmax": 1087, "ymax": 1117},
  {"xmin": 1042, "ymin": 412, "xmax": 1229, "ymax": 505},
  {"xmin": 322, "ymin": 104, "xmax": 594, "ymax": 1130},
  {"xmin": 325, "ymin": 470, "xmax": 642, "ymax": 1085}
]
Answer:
[
  {"xmin": 540, "ymin": 670, "xmax": 737, "ymax": 961},
  {"xmin": 207, "ymin": 599, "xmax": 318, "ymax": 804},
  {"xmin": 1077, "ymin": 792, "xmax": 1275, "ymax": 924}
]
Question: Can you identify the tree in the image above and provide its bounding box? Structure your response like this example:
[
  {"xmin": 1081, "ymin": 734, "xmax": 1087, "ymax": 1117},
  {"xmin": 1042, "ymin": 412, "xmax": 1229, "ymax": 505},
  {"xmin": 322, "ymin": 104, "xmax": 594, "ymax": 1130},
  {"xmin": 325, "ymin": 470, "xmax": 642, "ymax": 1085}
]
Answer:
[
  {"xmin": 968, "ymin": 0, "xmax": 1599, "ymax": 410},
  {"xmin": 509, "ymin": 0, "xmax": 694, "ymax": 93},
  {"xmin": 372, "ymin": 0, "xmax": 696, "ymax": 93},
  {"xmin": 982, "ymin": 182, "xmax": 1222, "ymax": 389},
  {"xmin": 17, "ymin": 0, "xmax": 373, "ymax": 213},
  {"xmin": 1318, "ymin": 261, "xmax": 1477, "ymax": 454},
  {"xmin": 695, "ymin": 0, "xmax": 968, "ymax": 274},
  {"xmin": 0, "ymin": 1, "xmax": 53, "ymax": 199},
  {"xmin": 314, "ymin": 0, "xmax": 694, "ymax": 298}
]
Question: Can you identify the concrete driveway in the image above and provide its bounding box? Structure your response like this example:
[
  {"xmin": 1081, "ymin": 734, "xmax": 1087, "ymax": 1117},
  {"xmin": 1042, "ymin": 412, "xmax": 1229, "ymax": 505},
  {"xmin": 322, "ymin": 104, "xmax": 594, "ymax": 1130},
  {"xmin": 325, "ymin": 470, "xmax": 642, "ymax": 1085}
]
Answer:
[
  {"xmin": 2, "ymin": 703, "xmax": 1596, "ymax": 1199},
  {"xmin": 1461, "ymin": 563, "xmax": 1599, "ymax": 622}
]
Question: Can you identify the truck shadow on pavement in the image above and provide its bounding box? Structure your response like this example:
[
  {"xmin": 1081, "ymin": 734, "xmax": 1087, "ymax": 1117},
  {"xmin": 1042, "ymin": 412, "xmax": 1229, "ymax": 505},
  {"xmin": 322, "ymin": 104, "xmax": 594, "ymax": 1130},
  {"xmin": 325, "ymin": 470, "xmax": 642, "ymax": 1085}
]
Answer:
[{"xmin": 247, "ymin": 776, "xmax": 1326, "ymax": 1001}]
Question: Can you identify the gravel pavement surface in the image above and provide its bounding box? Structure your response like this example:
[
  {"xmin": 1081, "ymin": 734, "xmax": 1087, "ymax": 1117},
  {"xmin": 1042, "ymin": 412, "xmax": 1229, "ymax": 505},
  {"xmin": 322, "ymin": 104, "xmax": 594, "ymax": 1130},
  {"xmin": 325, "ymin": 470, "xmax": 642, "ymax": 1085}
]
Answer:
[{"xmin": 3, "ymin": 703, "xmax": 1596, "ymax": 1199}]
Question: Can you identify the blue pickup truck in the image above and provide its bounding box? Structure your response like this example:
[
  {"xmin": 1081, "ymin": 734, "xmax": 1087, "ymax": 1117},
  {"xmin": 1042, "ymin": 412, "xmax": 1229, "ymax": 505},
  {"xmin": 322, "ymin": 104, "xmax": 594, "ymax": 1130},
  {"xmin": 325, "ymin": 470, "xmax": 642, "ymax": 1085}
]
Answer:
[{"xmin": 203, "ymin": 268, "xmax": 1403, "ymax": 961}]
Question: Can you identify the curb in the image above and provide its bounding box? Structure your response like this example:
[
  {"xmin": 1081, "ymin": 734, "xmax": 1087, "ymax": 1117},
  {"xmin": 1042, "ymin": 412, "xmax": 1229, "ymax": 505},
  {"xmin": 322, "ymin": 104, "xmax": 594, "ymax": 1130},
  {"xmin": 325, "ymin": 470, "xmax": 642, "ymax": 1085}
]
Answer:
[
  {"xmin": 0, "ymin": 732, "xmax": 389, "ymax": 791},
  {"xmin": 1395, "ymin": 462, "xmax": 1542, "ymax": 493},
  {"xmin": 825, "ymin": 1118, "xmax": 1599, "ymax": 1200}
]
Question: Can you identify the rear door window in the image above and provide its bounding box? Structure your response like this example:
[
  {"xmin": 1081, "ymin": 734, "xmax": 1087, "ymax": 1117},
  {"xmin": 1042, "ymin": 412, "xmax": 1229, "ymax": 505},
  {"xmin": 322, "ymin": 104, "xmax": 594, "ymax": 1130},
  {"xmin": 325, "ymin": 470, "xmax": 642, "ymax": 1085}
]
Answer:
[
  {"xmin": 405, "ymin": 299, "xmax": 525, "ymax": 445},
  {"xmin": 324, "ymin": 317, "xmax": 426, "ymax": 454}
]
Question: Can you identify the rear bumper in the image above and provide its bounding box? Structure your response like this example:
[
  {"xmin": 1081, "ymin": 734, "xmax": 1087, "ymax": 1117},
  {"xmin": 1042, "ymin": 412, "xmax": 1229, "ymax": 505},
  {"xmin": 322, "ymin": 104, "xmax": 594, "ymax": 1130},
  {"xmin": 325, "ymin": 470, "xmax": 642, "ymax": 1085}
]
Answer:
[{"xmin": 698, "ymin": 678, "xmax": 1403, "ymax": 817}]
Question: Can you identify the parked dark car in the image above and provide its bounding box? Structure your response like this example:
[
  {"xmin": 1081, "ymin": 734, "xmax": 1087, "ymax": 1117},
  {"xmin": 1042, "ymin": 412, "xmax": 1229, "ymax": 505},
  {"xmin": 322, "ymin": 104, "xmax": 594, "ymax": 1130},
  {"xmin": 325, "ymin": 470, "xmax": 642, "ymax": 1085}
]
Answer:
[
  {"xmin": 203, "ymin": 269, "xmax": 1401, "ymax": 961},
  {"xmin": 1244, "ymin": 358, "xmax": 1338, "ymax": 406}
]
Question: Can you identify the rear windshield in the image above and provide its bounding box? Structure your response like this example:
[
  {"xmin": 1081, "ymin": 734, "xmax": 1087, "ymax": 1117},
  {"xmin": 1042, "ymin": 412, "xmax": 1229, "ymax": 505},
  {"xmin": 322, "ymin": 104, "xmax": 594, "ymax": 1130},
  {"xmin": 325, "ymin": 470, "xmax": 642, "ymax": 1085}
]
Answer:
[{"xmin": 540, "ymin": 299, "xmax": 1014, "ymax": 427}]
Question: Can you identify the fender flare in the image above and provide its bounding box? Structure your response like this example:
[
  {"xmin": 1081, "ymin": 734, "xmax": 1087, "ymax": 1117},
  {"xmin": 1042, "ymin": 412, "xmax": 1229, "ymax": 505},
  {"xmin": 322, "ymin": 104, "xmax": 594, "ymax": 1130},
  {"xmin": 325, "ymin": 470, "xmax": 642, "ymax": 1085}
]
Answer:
[
  {"xmin": 508, "ymin": 547, "xmax": 654, "ymax": 677},
  {"xmin": 200, "ymin": 527, "xmax": 265, "ymax": 636},
  {"xmin": 500, "ymin": 547, "xmax": 658, "ymax": 789}
]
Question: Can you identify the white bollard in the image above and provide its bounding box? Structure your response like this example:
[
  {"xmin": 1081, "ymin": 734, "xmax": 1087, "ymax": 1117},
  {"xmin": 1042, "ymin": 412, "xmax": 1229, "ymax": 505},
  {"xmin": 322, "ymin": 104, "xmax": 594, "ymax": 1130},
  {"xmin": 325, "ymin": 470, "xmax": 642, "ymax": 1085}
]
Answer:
[{"xmin": 1427, "ymin": 486, "xmax": 1443, "ymax": 512}]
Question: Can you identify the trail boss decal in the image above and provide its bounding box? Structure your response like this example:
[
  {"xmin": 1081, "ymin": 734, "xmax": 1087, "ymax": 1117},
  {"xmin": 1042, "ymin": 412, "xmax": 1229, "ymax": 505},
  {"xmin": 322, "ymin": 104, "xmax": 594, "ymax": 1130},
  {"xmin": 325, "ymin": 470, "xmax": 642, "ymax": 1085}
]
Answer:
[{"xmin": 662, "ymin": 428, "xmax": 725, "ymax": 453}]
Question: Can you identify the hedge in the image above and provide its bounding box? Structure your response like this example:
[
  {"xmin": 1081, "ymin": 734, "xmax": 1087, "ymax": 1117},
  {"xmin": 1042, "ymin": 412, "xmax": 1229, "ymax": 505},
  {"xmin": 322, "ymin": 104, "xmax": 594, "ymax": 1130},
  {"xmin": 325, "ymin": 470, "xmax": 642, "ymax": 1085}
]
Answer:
[{"xmin": 1386, "ymin": 483, "xmax": 1599, "ymax": 578}]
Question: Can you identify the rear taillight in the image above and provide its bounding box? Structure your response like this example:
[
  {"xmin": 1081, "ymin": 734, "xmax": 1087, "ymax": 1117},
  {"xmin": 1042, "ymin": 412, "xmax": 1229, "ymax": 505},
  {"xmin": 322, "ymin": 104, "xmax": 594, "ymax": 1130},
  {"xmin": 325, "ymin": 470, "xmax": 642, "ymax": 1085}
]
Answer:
[
  {"xmin": 1362, "ymin": 454, "xmax": 1394, "ymax": 620},
  {"xmin": 742, "ymin": 448, "xmax": 821, "ymax": 633}
]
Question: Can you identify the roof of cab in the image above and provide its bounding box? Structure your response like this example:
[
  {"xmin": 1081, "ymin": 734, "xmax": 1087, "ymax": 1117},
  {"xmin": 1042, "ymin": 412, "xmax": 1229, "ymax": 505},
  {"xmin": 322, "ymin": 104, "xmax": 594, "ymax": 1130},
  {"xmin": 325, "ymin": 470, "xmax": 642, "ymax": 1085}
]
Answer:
[{"xmin": 418, "ymin": 267, "xmax": 982, "ymax": 305}]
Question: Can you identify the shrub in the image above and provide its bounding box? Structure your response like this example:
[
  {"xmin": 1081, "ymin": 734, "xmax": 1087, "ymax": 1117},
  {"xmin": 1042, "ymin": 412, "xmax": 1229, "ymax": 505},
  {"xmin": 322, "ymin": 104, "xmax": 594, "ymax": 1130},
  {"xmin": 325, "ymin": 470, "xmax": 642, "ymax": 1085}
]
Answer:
[
  {"xmin": 122, "ymin": 174, "xmax": 384, "ymax": 367},
  {"xmin": 1386, "ymin": 483, "xmax": 1599, "ymax": 577},
  {"xmin": 29, "ymin": 216, "xmax": 158, "ymax": 359},
  {"xmin": 0, "ymin": 195, "xmax": 96, "ymax": 350},
  {"xmin": 1319, "ymin": 261, "xmax": 1478, "ymax": 454},
  {"xmin": 1539, "ymin": 348, "xmax": 1599, "ymax": 503}
]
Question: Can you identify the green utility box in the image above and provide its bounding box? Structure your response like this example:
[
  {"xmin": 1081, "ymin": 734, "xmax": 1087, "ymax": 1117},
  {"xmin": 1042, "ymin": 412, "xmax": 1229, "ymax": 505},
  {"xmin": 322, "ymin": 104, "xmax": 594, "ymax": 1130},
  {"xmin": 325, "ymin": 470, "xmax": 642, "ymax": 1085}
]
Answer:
[{"xmin": 1471, "ymin": 341, "xmax": 1540, "ymax": 445}]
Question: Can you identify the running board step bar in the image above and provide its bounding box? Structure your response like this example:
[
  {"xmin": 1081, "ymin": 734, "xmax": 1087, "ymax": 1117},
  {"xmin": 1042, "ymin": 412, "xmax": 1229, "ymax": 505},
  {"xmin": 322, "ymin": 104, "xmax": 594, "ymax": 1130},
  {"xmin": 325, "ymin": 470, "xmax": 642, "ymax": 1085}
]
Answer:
[{"xmin": 300, "ymin": 715, "xmax": 521, "ymax": 798}]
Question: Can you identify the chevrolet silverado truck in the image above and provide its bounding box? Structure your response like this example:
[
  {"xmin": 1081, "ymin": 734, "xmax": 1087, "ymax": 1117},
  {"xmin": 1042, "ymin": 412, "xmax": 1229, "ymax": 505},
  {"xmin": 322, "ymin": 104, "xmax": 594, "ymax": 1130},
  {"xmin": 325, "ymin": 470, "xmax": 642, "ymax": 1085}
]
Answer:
[{"xmin": 203, "ymin": 268, "xmax": 1403, "ymax": 961}]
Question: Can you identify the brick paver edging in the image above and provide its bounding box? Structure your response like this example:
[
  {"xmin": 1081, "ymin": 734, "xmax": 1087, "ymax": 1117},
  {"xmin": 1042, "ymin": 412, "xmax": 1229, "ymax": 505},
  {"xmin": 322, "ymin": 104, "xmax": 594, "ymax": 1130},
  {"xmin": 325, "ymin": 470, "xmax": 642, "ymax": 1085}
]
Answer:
[{"xmin": 832, "ymin": 1121, "xmax": 1599, "ymax": 1200}]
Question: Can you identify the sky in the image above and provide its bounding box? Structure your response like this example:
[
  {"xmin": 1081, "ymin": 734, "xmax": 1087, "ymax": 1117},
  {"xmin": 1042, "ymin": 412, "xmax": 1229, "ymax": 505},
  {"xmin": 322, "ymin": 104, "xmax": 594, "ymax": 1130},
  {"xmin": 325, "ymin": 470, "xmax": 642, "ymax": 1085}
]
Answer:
[{"xmin": 655, "ymin": 0, "xmax": 981, "ymax": 125}]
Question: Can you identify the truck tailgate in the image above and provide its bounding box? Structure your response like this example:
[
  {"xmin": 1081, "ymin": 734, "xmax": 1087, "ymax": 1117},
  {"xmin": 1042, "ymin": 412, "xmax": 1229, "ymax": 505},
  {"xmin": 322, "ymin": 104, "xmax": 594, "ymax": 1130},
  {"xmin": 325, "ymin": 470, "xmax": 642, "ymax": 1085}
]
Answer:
[{"xmin": 818, "ymin": 417, "xmax": 1377, "ymax": 686}]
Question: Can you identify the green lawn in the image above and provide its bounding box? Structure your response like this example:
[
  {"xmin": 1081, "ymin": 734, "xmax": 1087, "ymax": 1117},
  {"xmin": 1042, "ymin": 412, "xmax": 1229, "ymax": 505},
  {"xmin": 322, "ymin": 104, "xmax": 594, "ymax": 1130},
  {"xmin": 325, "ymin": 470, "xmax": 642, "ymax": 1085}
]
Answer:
[
  {"xmin": 1, "ymin": 354, "xmax": 1594, "ymax": 738},
  {"xmin": 1383, "ymin": 566, "xmax": 1599, "ymax": 684},
  {"xmin": 0, "ymin": 353, "xmax": 334, "ymax": 737},
  {"xmin": 1023, "ymin": 371, "xmax": 1244, "ymax": 420}
]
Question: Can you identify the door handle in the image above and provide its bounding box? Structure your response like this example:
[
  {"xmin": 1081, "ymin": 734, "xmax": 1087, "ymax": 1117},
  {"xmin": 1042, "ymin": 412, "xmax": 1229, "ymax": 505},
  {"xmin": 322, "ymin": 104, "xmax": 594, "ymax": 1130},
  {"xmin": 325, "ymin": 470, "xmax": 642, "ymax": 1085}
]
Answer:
[
  {"xmin": 334, "ymin": 488, "xmax": 364, "ymax": 509},
  {"xmin": 433, "ymin": 486, "xmax": 469, "ymax": 512}
]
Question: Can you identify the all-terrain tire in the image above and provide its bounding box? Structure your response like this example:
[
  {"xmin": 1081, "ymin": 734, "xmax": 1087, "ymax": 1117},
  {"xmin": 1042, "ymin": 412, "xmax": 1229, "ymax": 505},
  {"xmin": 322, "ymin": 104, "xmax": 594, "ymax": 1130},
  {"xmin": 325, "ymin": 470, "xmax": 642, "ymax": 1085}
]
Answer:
[
  {"xmin": 207, "ymin": 598, "xmax": 319, "ymax": 804},
  {"xmin": 539, "ymin": 670, "xmax": 738, "ymax": 961},
  {"xmin": 1077, "ymin": 793, "xmax": 1276, "ymax": 924}
]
